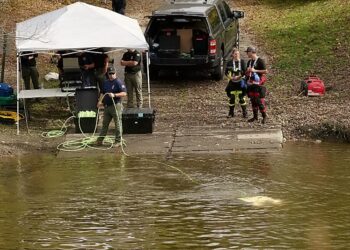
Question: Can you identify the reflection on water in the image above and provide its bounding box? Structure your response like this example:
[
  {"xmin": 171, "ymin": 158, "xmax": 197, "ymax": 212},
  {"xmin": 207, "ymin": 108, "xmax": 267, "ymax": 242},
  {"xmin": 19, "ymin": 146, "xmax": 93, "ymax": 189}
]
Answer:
[{"xmin": 0, "ymin": 142, "xmax": 350, "ymax": 249}]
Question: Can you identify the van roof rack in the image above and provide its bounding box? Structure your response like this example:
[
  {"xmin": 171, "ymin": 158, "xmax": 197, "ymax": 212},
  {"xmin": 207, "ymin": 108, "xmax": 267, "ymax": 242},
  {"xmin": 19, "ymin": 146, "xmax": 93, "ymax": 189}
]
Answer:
[{"xmin": 171, "ymin": 0, "xmax": 208, "ymax": 4}]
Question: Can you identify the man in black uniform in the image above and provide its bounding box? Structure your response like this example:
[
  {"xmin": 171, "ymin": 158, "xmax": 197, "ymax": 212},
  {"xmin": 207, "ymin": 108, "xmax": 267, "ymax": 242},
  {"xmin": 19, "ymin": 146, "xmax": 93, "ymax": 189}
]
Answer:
[
  {"xmin": 20, "ymin": 52, "xmax": 39, "ymax": 90},
  {"xmin": 120, "ymin": 49, "xmax": 142, "ymax": 108},
  {"xmin": 78, "ymin": 52, "xmax": 96, "ymax": 87},
  {"xmin": 112, "ymin": 0, "xmax": 126, "ymax": 15}
]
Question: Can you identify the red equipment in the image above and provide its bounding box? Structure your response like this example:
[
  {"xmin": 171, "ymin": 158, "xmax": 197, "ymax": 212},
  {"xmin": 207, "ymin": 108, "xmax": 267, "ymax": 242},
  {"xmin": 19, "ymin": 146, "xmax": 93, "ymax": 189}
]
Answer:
[{"xmin": 301, "ymin": 75, "xmax": 325, "ymax": 96}]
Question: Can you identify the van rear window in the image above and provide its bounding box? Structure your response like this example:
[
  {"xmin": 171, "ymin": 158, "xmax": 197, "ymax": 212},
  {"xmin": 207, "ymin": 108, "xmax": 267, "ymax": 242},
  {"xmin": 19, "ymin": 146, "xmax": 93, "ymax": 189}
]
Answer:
[{"xmin": 148, "ymin": 17, "xmax": 208, "ymax": 37}]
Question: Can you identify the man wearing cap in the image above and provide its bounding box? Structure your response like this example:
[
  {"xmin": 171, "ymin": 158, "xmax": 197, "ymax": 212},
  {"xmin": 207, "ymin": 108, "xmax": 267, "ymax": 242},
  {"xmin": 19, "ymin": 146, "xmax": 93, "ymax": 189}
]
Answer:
[
  {"xmin": 245, "ymin": 46, "xmax": 268, "ymax": 124},
  {"xmin": 95, "ymin": 66, "xmax": 127, "ymax": 146},
  {"xmin": 245, "ymin": 46, "xmax": 267, "ymax": 85},
  {"xmin": 120, "ymin": 49, "xmax": 143, "ymax": 108}
]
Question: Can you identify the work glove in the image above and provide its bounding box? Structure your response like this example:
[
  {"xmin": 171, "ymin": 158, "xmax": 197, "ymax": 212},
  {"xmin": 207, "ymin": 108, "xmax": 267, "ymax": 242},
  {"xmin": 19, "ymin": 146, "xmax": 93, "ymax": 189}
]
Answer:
[{"xmin": 226, "ymin": 71, "xmax": 233, "ymax": 80}]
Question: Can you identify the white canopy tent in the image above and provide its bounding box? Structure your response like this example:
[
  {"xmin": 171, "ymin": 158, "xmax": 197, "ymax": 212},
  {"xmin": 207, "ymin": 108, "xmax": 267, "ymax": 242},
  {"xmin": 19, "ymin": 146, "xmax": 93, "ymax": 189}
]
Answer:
[{"xmin": 15, "ymin": 1, "xmax": 150, "ymax": 134}]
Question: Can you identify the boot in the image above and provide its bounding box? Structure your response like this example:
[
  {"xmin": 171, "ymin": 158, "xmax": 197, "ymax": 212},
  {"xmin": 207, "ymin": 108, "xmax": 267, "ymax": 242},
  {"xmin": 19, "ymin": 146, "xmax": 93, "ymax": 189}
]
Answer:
[
  {"xmin": 242, "ymin": 105, "xmax": 248, "ymax": 118},
  {"xmin": 262, "ymin": 112, "xmax": 267, "ymax": 124},
  {"xmin": 248, "ymin": 110, "xmax": 258, "ymax": 122},
  {"xmin": 227, "ymin": 106, "xmax": 234, "ymax": 118}
]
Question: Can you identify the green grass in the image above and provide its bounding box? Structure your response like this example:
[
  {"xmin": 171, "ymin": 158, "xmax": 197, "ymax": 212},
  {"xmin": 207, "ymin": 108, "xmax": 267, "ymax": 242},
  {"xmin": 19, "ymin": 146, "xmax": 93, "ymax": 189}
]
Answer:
[{"xmin": 247, "ymin": 0, "xmax": 350, "ymax": 87}]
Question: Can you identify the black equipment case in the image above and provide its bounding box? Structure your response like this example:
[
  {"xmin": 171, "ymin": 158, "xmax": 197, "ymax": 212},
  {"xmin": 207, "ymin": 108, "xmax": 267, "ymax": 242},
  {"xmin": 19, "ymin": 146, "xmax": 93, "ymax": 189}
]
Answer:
[
  {"xmin": 122, "ymin": 108, "xmax": 155, "ymax": 134},
  {"xmin": 74, "ymin": 88, "xmax": 99, "ymax": 133}
]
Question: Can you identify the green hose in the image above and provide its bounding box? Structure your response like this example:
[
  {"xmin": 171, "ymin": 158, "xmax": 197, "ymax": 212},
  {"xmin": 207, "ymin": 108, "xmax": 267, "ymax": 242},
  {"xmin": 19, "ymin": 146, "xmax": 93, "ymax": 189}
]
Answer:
[
  {"xmin": 41, "ymin": 116, "xmax": 74, "ymax": 138},
  {"xmin": 41, "ymin": 93, "xmax": 127, "ymax": 152},
  {"xmin": 41, "ymin": 93, "xmax": 195, "ymax": 183}
]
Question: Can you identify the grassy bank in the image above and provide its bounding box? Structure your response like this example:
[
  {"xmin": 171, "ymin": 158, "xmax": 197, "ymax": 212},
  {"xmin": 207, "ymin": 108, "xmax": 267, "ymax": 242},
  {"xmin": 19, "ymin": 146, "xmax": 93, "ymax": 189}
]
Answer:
[
  {"xmin": 236, "ymin": 0, "xmax": 349, "ymax": 90},
  {"xmin": 235, "ymin": 0, "xmax": 350, "ymax": 142}
]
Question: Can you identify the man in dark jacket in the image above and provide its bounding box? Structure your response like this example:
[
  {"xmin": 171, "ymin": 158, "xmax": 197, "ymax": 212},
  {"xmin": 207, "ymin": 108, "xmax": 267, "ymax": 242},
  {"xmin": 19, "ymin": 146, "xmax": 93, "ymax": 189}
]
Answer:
[
  {"xmin": 20, "ymin": 52, "xmax": 39, "ymax": 90},
  {"xmin": 112, "ymin": 0, "xmax": 126, "ymax": 15}
]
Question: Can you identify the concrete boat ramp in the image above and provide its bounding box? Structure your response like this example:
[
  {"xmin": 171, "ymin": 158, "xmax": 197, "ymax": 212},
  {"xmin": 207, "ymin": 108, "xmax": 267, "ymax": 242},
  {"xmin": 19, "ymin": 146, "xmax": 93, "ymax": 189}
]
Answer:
[{"xmin": 57, "ymin": 125, "xmax": 283, "ymax": 158}]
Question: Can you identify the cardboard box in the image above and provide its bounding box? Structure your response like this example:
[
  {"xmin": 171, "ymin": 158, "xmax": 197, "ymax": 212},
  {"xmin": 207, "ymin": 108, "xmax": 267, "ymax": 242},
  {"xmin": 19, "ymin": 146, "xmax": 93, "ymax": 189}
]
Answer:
[{"xmin": 177, "ymin": 29, "xmax": 193, "ymax": 53}]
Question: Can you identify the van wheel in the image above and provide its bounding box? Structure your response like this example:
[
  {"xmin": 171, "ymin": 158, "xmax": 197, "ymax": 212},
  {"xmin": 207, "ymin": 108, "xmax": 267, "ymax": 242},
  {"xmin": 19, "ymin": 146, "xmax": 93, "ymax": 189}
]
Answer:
[{"xmin": 212, "ymin": 51, "xmax": 224, "ymax": 81}]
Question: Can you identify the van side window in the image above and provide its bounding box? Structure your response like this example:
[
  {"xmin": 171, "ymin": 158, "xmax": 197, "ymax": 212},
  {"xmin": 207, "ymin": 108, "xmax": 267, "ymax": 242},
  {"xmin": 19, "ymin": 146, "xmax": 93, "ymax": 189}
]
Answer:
[
  {"xmin": 217, "ymin": 3, "xmax": 227, "ymax": 23},
  {"xmin": 208, "ymin": 8, "xmax": 221, "ymax": 33},
  {"xmin": 222, "ymin": 2, "xmax": 232, "ymax": 19}
]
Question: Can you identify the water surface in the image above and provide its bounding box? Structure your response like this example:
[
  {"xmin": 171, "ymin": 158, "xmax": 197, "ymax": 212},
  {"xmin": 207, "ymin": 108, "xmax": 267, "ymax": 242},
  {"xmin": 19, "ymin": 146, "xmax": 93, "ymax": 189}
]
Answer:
[{"xmin": 0, "ymin": 142, "xmax": 349, "ymax": 249}]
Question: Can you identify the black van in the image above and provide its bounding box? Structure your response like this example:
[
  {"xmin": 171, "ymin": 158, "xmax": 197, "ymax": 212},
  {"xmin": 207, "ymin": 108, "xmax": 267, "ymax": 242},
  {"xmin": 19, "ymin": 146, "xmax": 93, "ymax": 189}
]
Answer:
[{"xmin": 144, "ymin": 0, "xmax": 244, "ymax": 80}]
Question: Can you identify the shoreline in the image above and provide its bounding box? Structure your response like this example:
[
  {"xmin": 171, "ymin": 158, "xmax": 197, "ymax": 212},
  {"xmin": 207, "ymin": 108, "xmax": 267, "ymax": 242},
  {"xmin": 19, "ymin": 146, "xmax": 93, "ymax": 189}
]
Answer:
[{"xmin": 0, "ymin": 0, "xmax": 349, "ymax": 157}]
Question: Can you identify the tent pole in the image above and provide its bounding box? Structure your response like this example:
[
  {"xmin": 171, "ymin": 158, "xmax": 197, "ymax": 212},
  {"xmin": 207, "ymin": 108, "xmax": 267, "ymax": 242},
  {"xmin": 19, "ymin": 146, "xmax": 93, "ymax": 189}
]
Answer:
[
  {"xmin": 146, "ymin": 51, "xmax": 151, "ymax": 108},
  {"xmin": 16, "ymin": 53, "xmax": 20, "ymax": 135}
]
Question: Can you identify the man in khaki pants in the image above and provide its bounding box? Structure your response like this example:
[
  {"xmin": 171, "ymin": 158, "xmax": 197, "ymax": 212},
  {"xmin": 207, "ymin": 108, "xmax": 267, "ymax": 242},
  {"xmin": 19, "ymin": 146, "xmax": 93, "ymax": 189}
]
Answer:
[{"xmin": 120, "ymin": 49, "xmax": 143, "ymax": 108}]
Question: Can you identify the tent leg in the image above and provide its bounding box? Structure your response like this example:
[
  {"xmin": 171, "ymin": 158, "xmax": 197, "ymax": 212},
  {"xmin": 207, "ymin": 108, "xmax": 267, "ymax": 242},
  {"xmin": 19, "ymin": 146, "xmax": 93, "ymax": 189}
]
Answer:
[
  {"xmin": 23, "ymin": 99, "xmax": 29, "ymax": 133},
  {"xmin": 146, "ymin": 51, "xmax": 151, "ymax": 109},
  {"xmin": 16, "ymin": 53, "xmax": 20, "ymax": 135}
]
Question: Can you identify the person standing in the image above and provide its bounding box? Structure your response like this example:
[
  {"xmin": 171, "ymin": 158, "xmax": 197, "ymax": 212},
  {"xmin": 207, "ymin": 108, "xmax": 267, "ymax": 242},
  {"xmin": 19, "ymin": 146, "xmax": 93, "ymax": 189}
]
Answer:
[
  {"xmin": 20, "ymin": 52, "xmax": 39, "ymax": 90},
  {"xmin": 93, "ymin": 51, "xmax": 109, "ymax": 92},
  {"xmin": 78, "ymin": 52, "xmax": 96, "ymax": 87},
  {"xmin": 96, "ymin": 66, "xmax": 127, "ymax": 146},
  {"xmin": 245, "ymin": 46, "xmax": 267, "ymax": 85},
  {"xmin": 225, "ymin": 48, "xmax": 247, "ymax": 118},
  {"xmin": 245, "ymin": 46, "xmax": 268, "ymax": 124},
  {"xmin": 120, "ymin": 49, "xmax": 142, "ymax": 108},
  {"xmin": 112, "ymin": 0, "xmax": 126, "ymax": 15}
]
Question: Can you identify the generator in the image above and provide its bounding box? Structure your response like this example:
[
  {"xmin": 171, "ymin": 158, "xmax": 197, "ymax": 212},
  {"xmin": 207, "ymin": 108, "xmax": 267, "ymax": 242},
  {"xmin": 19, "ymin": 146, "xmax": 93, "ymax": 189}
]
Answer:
[
  {"xmin": 301, "ymin": 76, "xmax": 325, "ymax": 96},
  {"xmin": 122, "ymin": 108, "xmax": 155, "ymax": 134}
]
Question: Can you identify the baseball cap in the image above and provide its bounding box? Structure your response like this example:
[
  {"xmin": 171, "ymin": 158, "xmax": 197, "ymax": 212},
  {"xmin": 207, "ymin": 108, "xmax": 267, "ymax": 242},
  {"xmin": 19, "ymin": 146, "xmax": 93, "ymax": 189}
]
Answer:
[
  {"xmin": 245, "ymin": 46, "xmax": 256, "ymax": 53},
  {"xmin": 107, "ymin": 66, "xmax": 116, "ymax": 74}
]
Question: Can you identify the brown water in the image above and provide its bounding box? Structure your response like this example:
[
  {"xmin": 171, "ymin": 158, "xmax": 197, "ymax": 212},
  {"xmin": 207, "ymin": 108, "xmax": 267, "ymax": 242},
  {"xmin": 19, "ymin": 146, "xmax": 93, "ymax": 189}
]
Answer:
[{"xmin": 0, "ymin": 142, "xmax": 349, "ymax": 249}]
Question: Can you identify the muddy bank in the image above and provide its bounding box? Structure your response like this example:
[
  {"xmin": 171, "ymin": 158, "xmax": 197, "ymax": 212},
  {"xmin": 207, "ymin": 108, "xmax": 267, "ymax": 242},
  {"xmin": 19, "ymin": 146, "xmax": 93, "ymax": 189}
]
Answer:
[{"xmin": 0, "ymin": 125, "xmax": 65, "ymax": 157}]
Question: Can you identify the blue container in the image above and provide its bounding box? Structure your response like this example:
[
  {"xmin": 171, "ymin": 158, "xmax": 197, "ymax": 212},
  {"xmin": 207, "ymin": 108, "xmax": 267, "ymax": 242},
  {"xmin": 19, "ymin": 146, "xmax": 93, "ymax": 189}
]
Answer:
[{"xmin": 0, "ymin": 83, "xmax": 14, "ymax": 97}]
